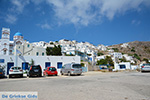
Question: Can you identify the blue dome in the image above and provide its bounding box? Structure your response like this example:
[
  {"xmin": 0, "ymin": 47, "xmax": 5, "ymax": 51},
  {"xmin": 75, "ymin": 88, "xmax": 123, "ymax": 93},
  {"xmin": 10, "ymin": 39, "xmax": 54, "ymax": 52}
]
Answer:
[{"xmin": 14, "ymin": 32, "xmax": 23, "ymax": 36}]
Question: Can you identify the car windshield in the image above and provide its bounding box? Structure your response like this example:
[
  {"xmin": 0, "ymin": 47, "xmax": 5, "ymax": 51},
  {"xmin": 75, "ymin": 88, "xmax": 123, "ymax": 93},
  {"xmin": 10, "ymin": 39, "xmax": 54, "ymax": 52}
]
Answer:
[
  {"xmin": 12, "ymin": 67, "xmax": 21, "ymax": 70},
  {"xmin": 32, "ymin": 66, "xmax": 40, "ymax": 69},
  {"xmin": 72, "ymin": 64, "xmax": 82, "ymax": 68},
  {"xmin": 143, "ymin": 64, "xmax": 150, "ymax": 66},
  {"xmin": 49, "ymin": 67, "xmax": 56, "ymax": 71}
]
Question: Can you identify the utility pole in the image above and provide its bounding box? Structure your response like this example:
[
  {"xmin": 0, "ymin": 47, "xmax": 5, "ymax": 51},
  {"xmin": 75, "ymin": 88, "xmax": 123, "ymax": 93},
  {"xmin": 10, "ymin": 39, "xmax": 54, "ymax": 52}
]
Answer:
[{"xmin": 14, "ymin": 42, "xmax": 18, "ymax": 67}]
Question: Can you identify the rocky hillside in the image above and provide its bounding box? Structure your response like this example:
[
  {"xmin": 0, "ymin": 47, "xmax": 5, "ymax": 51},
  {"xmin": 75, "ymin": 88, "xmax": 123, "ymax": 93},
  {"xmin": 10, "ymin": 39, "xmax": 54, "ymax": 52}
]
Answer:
[{"xmin": 109, "ymin": 41, "xmax": 150, "ymax": 60}]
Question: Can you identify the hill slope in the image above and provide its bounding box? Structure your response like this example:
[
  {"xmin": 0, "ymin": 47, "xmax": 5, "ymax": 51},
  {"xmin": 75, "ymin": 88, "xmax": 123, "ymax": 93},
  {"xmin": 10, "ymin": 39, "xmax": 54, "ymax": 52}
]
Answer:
[{"xmin": 109, "ymin": 41, "xmax": 150, "ymax": 60}]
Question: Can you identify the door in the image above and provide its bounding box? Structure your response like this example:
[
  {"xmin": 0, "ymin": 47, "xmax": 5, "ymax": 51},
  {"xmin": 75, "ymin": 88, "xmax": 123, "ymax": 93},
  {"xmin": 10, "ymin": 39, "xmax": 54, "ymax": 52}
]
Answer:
[
  {"xmin": 45, "ymin": 62, "xmax": 51, "ymax": 68},
  {"xmin": 22, "ymin": 62, "xmax": 29, "ymax": 70},
  {"xmin": 57, "ymin": 62, "xmax": 62, "ymax": 69},
  {"xmin": 7, "ymin": 62, "xmax": 14, "ymax": 75}
]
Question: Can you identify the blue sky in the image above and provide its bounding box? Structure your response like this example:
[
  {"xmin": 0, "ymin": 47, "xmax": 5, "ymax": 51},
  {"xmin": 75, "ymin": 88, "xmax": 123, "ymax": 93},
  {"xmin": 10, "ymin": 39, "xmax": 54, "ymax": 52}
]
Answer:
[{"xmin": 0, "ymin": 0, "xmax": 150, "ymax": 46}]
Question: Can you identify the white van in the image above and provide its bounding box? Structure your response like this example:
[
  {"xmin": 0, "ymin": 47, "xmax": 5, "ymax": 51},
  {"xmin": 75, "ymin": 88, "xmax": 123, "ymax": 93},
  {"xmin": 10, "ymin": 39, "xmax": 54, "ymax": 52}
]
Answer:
[{"xmin": 61, "ymin": 63, "xmax": 82, "ymax": 76}]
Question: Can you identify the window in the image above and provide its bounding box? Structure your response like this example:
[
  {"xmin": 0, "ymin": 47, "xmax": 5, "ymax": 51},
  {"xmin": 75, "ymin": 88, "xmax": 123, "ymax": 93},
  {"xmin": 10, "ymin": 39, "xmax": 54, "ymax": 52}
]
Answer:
[
  {"xmin": 27, "ymin": 44, "xmax": 30, "ymax": 48},
  {"xmin": 4, "ymin": 50, "xmax": 6, "ymax": 55},
  {"xmin": 42, "ymin": 52, "xmax": 44, "ymax": 56},
  {"xmin": 120, "ymin": 65, "xmax": 126, "ymax": 69},
  {"xmin": 36, "ymin": 52, "xmax": 39, "ymax": 56},
  {"xmin": 49, "ymin": 67, "xmax": 56, "ymax": 71},
  {"xmin": 73, "ymin": 64, "xmax": 82, "ymax": 68},
  {"xmin": 18, "ymin": 46, "xmax": 20, "ymax": 49},
  {"xmin": 9, "ymin": 50, "xmax": 12, "ymax": 53}
]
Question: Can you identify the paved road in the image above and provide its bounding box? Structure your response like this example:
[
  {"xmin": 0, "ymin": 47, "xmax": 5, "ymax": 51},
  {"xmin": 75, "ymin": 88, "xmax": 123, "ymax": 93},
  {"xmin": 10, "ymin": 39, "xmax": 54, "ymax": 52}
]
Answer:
[{"xmin": 0, "ymin": 72, "xmax": 150, "ymax": 100}]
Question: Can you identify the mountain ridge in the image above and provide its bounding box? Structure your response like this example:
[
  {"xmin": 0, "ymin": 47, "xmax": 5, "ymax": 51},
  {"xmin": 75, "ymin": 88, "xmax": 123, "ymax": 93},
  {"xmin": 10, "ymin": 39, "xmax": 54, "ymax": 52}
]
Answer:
[{"xmin": 108, "ymin": 41, "xmax": 150, "ymax": 60}]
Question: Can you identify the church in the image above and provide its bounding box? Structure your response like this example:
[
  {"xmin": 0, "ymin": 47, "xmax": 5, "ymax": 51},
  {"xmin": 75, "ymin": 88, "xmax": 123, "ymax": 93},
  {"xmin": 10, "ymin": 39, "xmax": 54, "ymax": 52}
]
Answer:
[{"xmin": 0, "ymin": 28, "xmax": 46, "ymax": 56}]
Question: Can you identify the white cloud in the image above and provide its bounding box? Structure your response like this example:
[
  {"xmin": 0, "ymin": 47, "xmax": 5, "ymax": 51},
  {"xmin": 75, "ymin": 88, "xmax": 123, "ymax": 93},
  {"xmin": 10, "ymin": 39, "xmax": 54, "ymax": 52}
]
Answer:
[
  {"xmin": 46, "ymin": 0, "xmax": 150, "ymax": 26},
  {"xmin": 132, "ymin": 20, "xmax": 141, "ymax": 25},
  {"xmin": 37, "ymin": 23, "xmax": 52, "ymax": 30},
  {"xmin": 31, "ymin": 0, "xmax": 43, "ymax": 5},
  {"xmin": 5, "ymin": 14, "xmax": 17, "ymax": 24},
  {"xmin": 100, "ymin": 0, "xmax": 145, "ymax": 20},
  {"xmin": 10, "ymin": 0, "xmax": 30, "ymax": 13},
  {"xmin": 47, "ymin": 0, "xmax": 99, "ymax": 26},
  {"xmin": 4, "ymin": 0, "xmax": 30, "ymax": 24},
  {"xmin": 4, "ymin": 0, "xmax": 150, "ymax": 26}
]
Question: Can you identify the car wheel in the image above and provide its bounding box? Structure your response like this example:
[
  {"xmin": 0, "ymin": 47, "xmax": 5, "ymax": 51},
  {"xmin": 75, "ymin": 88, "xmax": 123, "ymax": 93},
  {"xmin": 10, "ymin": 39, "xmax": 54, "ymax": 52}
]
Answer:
[
  {"xmin": 39, "ymin": 74, "xmax": 42, "ymax": 77},
  {"xmin": 46, "ymin": 73, "xmax": 48, "ymax": 76},
  {"xmin": 29, "ymin": 75, "xmax": 31, "ymax": 78},
  {"xmin": 9, "ymin": 75, "xmax": 12, "ymax": 78},
  {"xmin": 61, "ymin": 71, "xmax": 63, "ymax": 75},
  {"xmin": 55, "ymin": 74, "xmax": 57, "ymax": 76},
  {"xmin": 20, "ymin": 74, "xmax": 23, "ymax": 78},
  {"xmin": 68, "ymin": 72, "xmax": 71, "ymax": 76},
  {"xmin": 44, "ymin": 73, "xmax": 46, "ymax": 77},
  {"xmin": 44, "ymin": 73, "xmax": 48, "ymax": 77}
]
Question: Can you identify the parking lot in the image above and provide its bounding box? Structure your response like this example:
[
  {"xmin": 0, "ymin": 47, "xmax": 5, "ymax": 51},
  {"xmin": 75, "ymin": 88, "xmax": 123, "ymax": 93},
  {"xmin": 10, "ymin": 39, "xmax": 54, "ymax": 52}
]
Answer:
[{"xmin": 0, "ymin": 71, "xmax": 150, "ymax": 100}]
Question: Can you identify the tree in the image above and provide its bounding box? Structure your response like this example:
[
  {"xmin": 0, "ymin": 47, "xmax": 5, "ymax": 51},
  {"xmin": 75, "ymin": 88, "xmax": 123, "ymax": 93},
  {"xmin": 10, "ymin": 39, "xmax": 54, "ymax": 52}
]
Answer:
[
  {"xmin": 97, "ymin": 52, "xmax": 104, "ymax": 56},
  {"xmin": 112, "ymin": 48, "xmax": 119, "ymax": 52},
  {"xmin": 105, "ymin": 56, "xmax": 114, "ymax": 66},
  {"xmin": 96, "ymin": 56, "xmax": 114, "ymax": 67},
  {"xmin": 131, "ymin": 47, "xmax": 135, "ymax": 52},
  {"xmin": 46, "ymin": 47, "xmax": 53, "ymax": 56},
  {"xmin": 96, "ymin": 59, "xmax": 107, "ymax": 65},
  {"xmin": 119, "ymin": 56, "xmax": 127, "ymax": 62},
  {"xmin": 134, "ymin": 53, "xmax": 140, "ymax": 61},
  {"xmin": 46, "ymin": 45, "xmax": 62, "ymax": 56},
  {"xmin": 50, "ymin": 42, "xmax": 54, "ymax": 45},
  {"xmin": 143, "ymin": 58, "xmax": 149, "ymax": 63},
  {"xmin": 29, "ymin": 59, "xmax": 34, "ymax": 66},
  {"xmin": 81, "ymin": 63, "xmax": 85, "ymax": 67}
]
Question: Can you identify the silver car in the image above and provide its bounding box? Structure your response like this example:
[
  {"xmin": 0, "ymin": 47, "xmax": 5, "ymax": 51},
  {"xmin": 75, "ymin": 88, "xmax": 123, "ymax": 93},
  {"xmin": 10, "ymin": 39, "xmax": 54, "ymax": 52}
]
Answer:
[
  {"xmin": 141, "ymin": 64, "xmax": 150, "ymax": 72},
  {"xmin": 61, "ymin": 63, "xmax": 82, "ymax": 76},
  {"xmin": 9, "ymin": 66, "xmax": 23, "ymax": 78}
]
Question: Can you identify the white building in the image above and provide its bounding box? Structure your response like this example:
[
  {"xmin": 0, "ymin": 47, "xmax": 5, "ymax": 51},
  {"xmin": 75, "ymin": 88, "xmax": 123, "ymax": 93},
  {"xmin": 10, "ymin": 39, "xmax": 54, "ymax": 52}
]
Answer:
[
  {"xmin": 114, "ymin": 62, "xmax": 131, "ymax": 71},
  {"xmin": 123, "ymin": 54, "xmax": 135, "ymax": 64},
  {"xmin": 121, "ymin": 43, "xmax": 129, "ymax": 48},
  {"xmin": 0, "ymin": 55, "xmax": 80, "ymax": 75},
  {"xmin": 97, "ymin": 44, "xmax": 107, "ymax": 51},
  {"xmin": 96, "ymin": 55, "xmax": 106, "ymax": 61},
  {"xmin": 0, "ymin": 28, "xmax": 46, "ymax": 56}
]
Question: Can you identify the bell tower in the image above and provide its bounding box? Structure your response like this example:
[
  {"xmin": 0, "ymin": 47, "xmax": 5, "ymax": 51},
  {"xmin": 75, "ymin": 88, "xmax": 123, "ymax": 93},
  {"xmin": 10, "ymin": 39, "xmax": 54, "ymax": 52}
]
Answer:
[
  {"xmin": 1, "ymin": 28, "xmax": 10, "ymax": 39},
  {"xmin": 0, "ymin": 28, "xmax": 10, "ymax": 55}
]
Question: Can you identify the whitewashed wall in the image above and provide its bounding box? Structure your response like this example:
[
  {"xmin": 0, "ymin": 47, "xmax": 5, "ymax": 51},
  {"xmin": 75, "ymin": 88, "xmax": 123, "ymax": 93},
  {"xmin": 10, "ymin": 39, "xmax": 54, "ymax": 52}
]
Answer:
[
  {"xmin": 114, "ymin": 62, "xmax": 131, "ymax": 71},
  {"xmin": 0, "ymin": 55, "xmax": 80, "ymax": 75}
]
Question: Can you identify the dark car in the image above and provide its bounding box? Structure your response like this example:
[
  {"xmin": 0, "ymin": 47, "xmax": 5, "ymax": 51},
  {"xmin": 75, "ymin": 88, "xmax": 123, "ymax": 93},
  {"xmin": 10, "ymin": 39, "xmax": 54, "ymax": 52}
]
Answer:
[
  {"xmin": 28, "ymin": 65, "xmax": 42, "ymax": 77},
  {"xmin": 43, "ymin": 67, "xmax": 58, "ymax": 76},
  {"xmin": 0, "ymin": 68, "xmax": 5, "ymax": 78}
]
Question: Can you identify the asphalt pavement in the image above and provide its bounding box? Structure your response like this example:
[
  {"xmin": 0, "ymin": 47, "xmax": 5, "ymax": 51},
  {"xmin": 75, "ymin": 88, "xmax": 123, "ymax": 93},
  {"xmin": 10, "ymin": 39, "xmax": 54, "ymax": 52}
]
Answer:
[{"xmin": 0, "ymin": 71, "xmax": 150, "ymax": 100}]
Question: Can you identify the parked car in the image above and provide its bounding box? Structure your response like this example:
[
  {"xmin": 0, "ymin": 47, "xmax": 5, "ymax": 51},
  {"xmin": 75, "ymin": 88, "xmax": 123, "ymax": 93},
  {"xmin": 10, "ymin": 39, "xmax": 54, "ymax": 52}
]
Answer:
[
  {"xmin": 9, "ymin": 66, "xmax": 23, "ymax": 78},
  {"xmin": 0, "ymin": 68, "xmax": 5, "ymax": 78},
  {"xmin": 43, "ymin": 67, "xmax": 58, "ymax": 76},
  {"xmin": 28, "ymin": 65, "xmax": 42, "ymax": 77},
  {"xmin": 61, "ymin": 63, "xmax": 82, "ymax": 76},
  {"xmin": 141, "ymin": 64, "xmax": 150, "ymax": 72}
]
